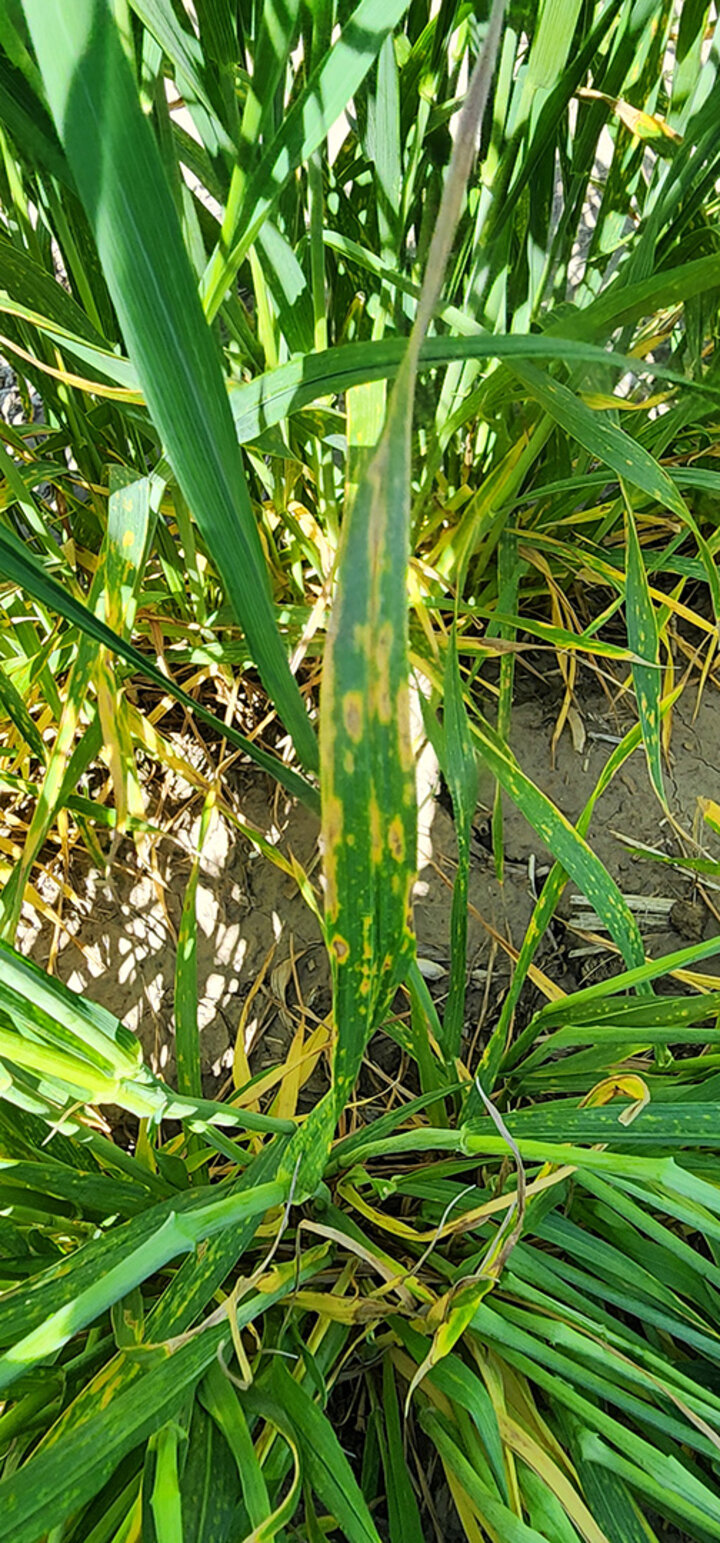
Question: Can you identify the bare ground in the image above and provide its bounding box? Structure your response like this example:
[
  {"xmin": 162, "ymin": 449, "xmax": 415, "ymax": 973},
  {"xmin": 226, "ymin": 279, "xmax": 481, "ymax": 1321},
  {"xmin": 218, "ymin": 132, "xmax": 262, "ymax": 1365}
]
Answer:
[{"xmin": 10, "ymin": 670, "xmax": 720, "ymax": 1094}]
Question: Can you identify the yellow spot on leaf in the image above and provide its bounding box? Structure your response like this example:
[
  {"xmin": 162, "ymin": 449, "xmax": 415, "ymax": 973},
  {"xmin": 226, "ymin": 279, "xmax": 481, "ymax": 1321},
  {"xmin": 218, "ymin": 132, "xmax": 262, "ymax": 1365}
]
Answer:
[
  {"xmin": 323, "ymin": 794, "xmax": 343, "ymax": 920},
  {"xmin": 344, "ymin": 750, "xmax": 354, "ymax": 775},
  {"xmin": 396, "ymin": 681, "xmax": 414, "ymax": 772},
  {"xmin": 324, "ymin": 793, "xmax": 343, "ymax": 844},
  {"xmin": 370, "ymin": 793, "xmax": 382, "ymax": 864},
  {"xmin": 122, "ymin": 529, "xmax": 135, "ymax": 548}
]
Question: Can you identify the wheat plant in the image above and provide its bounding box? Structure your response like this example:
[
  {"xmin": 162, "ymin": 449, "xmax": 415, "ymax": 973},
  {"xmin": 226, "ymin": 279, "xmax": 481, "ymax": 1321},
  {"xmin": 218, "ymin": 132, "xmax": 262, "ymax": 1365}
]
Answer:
[{"xmin": 0, "ymin": 1, "xmax": 719, "ymax": 1539}]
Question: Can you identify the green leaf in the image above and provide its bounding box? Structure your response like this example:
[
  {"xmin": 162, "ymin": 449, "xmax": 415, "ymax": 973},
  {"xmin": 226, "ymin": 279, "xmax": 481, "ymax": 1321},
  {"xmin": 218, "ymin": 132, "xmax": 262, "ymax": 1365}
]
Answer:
[
  {"xmin": 623, "ymin": 490, "xmax": 664, "ymax": 802},
  {"xmin": 22, "ymin": 0, "xmax": 317, "ymax": 771},
  {"xmin": 0, "ymin": 936, "xmax": 142, "ymax": 1079},
  {"xmin": 469, "ymin": 712, "xmax": 646, "ymax": 987},
  {"xmin": 0, "ymin": 1234, "xmax": 325, "ymax": 1541},
  {"xmin": 0, "ymin": 1177, "xmax": 286, "ymax": 1395},
  {"xmin": 0, "ymin": 1328, "xmax": 228, "ymax": 1543},
  {"xmin": 576, "ymin": 1428, "xmax": 720, "ymax": 1540},
  {"xmin": 199, "ymin": 1361, "xmax": 270, "ymax": 1532},
  {"xmin": 520, "ymin": 1463, "xmax": 584, "ymax": 1543},
  {"xmin": 469, "ymin": 1299, "xmax": 720, "ymax": 1528},
  {"xmin": 128, "ymin": 0, "xmax": 234, "ymax": 156},
  {"xmin": 179, "ymin": 1400, "xmax": 242, "ymax": 1543},
  {"xmin": 0, "ymin": 660, "xmax": 46, "ymax": 762},
  {"xmin": 144, "ymin": 1420, "xmax": 185, "ymax": 1543},
  {"xmin": 567, "ymin": 1443, "xmax": 661, "ymax": 1543},
  {"xmin": 488, "ymin": 1102, "xmax": 720, "ymax": 1148},
  {"xmin": 380, "ymin": 1358, "xmax": 425, "ymax": 1543},
  {"xmin": 531, "ymin": 934, "xmax": 720, "ymax": 1029},
  {"xmin": 0, "ymin": 467, "xmax": 156, "ymax": 935},
  {"xmin": 0, "ymin": 227, "xmax": 106, "ymax": 342},
  {"xmin": 229, "ymin": 332, "xmax": 720, "ymax": 446}
]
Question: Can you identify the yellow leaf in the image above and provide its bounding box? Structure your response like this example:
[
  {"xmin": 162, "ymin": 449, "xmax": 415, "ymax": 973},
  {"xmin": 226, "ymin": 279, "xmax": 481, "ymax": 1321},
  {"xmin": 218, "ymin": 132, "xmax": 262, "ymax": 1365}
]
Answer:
[
  {"xmin": 444, "ymin": 1472, "xmax": 487, "ymax": 1543},
  {"xmin": 700, "ymin": 798, "xmax": 720, "ymax": 839},
  {"xmin": 580, "ymin": 391, "xmax": 670, "ymax": 412},
  {"xmin": 406, "ymin": 1276, "xmax": 494, "ymax": 1412},
  {"xmin": 498, "ymin": 1412, "xmax": 613, "ymax": 1543},
  {"xmin": 0, "ymin": 328, "xmax": 143, "ymax": 402},
  {"xmin": 270, "ymin": 1018, "xmax": 305, "ymax": 1122},
  {"xmin": 576, "ymin": 88, "xmax": 682, "ymax": 153},
  {"xmin": 232, "ymin": 940, "xmax": 276, "ymax": 1094},
  {"xmin": 580, "ymin": 1074, "xmax": 650, "ymax": 1125}
]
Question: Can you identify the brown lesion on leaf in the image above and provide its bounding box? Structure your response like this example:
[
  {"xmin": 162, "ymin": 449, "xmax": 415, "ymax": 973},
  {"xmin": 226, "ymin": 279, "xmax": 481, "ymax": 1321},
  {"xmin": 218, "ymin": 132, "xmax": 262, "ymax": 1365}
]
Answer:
[
  {"xmin": 342, "ymin": 691, "xmax": 364, "ymax": 744},
  {"xmin": 359, "ymin": 916, "xmax": 374, "ymax": 995},
  {"xmin": 403, "ymin": 871, "xmax": 416, "ymax": 939},
  {"xmin": 331, "ymin": 934, "xmax": 350, "ymax": 963},
  {"xmin": 388, "ymin": 815, "xmax": 405, "ymax": 862}
]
